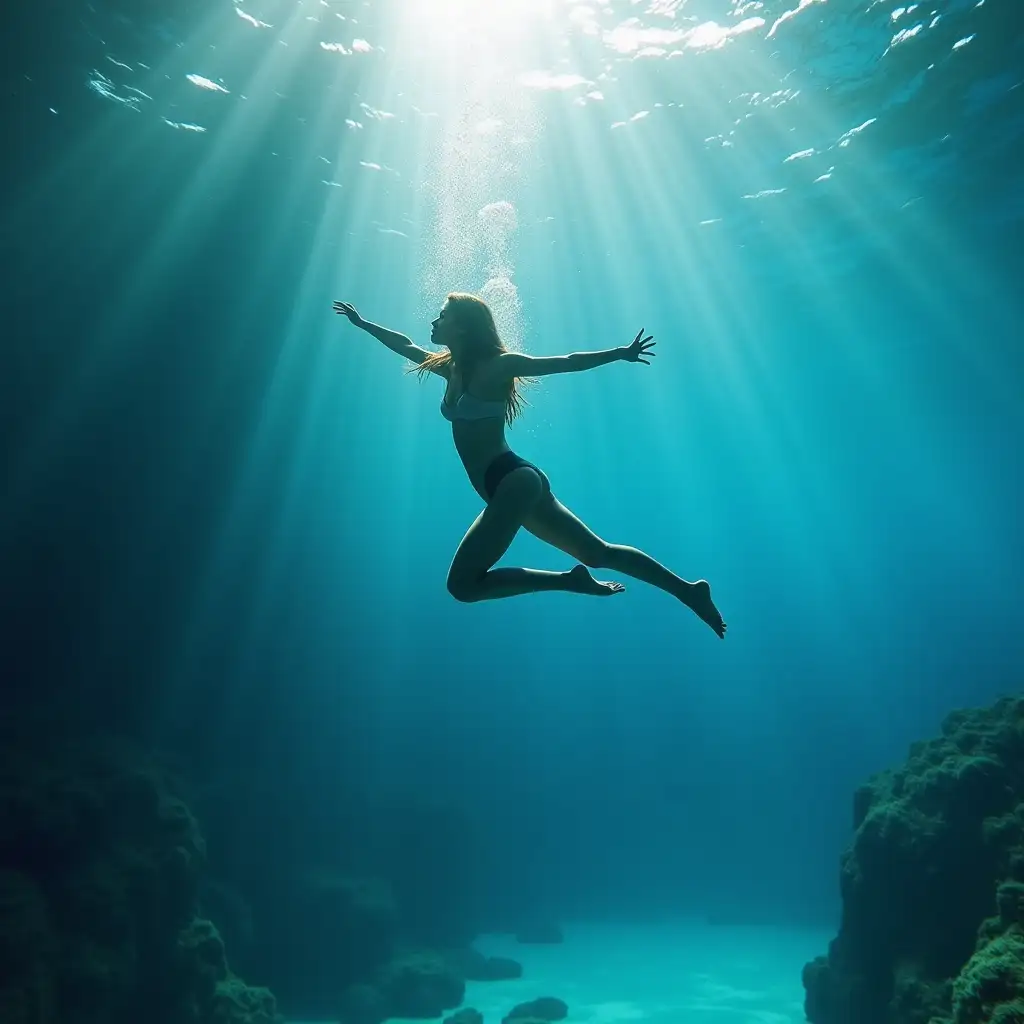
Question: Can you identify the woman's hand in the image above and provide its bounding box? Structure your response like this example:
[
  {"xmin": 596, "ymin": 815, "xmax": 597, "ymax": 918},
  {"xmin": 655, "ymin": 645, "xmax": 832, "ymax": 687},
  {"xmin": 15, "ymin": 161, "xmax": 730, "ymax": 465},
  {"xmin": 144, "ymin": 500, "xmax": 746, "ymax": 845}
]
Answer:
[
  {"xmin": 622, "ymin": 328, "xmax": 656, "ymax": 365},
  {"xmin": 333, "ymin": 300, "xmax": 365, "ymax": 327}
]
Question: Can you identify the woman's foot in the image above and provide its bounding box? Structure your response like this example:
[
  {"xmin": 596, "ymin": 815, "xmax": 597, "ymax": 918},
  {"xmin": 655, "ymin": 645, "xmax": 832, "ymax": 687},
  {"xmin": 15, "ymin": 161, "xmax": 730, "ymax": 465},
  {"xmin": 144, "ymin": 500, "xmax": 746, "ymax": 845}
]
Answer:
[
  {"xmin": 680, "ymin": 580, "xmax": 727, "ymax": 638},
  {"xmin": 566, "ymin": 564, "xmax": 625, "ymax": 596}
]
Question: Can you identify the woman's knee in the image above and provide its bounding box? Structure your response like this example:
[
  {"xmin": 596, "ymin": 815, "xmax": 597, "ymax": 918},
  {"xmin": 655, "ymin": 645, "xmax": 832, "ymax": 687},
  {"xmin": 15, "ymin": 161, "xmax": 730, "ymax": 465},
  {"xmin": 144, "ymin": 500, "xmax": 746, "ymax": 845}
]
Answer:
[{"xmin": 447, "ymin": 568, "xmax": 480, "ymax": 603}]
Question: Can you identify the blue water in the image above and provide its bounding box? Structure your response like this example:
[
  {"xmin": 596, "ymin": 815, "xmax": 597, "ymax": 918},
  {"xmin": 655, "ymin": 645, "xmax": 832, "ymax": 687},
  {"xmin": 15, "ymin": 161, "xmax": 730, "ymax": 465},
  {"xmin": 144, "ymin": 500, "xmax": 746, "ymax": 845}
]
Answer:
[
  {"xmin": 1, "ymin": 0, "xmax": 1022, "ymax": 1020},
  {"xmin": 296, "ymin": 923, "xmax": 830, "ymax": 1024}
]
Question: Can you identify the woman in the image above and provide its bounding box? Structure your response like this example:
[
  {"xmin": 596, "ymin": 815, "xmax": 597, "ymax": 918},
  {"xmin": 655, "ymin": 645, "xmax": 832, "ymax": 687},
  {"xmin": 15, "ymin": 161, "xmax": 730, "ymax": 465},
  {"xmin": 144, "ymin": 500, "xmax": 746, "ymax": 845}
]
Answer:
[{"xmin": 333, "ymin": 293, "xmax": 726, "ymax": 638}]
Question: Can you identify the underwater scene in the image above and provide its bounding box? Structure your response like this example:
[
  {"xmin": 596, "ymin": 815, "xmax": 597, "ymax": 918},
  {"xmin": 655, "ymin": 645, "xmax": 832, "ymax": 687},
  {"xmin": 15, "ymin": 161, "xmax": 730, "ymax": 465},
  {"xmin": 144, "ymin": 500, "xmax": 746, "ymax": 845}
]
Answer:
[{"xmin": 1, "ymin": 0, "xmax": 1023, "ymax": 1021}]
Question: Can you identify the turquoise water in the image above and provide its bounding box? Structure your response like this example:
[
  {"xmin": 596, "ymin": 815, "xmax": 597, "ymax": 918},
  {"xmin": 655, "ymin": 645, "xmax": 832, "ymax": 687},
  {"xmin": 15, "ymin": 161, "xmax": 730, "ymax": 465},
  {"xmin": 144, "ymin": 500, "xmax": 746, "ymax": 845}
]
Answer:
[
  {"xmin": 1, "ymin": 0, "xmax": 1022, "ymax": 1016},
  {"xmin": 449, "ymin": 924, "xmax": 827, "ymax": 1024},
  {"xmin": 294, "ymin": 922, "xmax": 830, "ymax": 1024}
]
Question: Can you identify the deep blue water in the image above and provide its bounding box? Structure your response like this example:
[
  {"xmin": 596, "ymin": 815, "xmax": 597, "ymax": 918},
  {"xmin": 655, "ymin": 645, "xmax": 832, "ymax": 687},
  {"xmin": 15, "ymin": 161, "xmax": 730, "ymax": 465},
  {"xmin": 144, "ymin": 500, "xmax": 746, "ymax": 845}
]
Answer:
[{"xmin": 1, "ymin": 0, "xmax": 1022, "ymax": 943}]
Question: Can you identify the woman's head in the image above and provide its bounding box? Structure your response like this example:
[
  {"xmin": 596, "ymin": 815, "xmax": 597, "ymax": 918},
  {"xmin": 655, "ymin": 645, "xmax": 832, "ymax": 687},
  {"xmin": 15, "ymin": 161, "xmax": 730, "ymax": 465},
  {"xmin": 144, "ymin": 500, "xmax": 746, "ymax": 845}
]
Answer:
[
  {"xmin": 430, "ymin": 292, "xmax": 502, "ymax": 360},
  {"xmin": 414, "ymin": 292, "xmax": 530, "ymax": 424}
]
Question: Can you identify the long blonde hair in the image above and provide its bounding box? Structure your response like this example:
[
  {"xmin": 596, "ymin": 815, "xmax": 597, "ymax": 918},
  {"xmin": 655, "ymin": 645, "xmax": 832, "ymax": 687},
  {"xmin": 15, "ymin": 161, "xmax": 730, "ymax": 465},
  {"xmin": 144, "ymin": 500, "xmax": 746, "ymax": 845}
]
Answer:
[{"xmin": 409, "ymin": 292, "xmax": 530, "ymax": 425}]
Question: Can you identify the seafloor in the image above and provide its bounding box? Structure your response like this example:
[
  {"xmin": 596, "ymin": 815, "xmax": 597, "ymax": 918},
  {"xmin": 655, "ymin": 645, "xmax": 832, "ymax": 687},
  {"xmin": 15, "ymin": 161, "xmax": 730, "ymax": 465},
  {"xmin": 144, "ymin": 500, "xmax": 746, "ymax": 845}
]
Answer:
[{"xmin": 353, "ymin": 922, "xmax": 825, "ymax": 1024}]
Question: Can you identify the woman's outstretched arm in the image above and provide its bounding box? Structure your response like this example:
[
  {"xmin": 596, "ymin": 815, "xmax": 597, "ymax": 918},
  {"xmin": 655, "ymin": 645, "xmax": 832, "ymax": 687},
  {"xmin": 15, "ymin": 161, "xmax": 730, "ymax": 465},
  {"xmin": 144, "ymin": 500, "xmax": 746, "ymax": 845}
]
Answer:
[
  {"xmin": 484, "ymin": 328, "xmax": 656, "ymax": 381},
  {"xmin": 333, "ymin": 300, "xmax": 441, "ymax": 371}
]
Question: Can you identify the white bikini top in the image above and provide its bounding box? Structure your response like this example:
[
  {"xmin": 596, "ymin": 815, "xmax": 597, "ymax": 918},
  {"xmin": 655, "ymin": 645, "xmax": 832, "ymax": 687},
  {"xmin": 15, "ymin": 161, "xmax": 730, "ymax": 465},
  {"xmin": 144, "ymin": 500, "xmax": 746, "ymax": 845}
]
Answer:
[
  {"xmin": 440, "ymin": 366, "xmax": 506, "ymax": 422},
  {"xmin": 440, "ymin": 391, "xmax": 507, "ymax": 422}
]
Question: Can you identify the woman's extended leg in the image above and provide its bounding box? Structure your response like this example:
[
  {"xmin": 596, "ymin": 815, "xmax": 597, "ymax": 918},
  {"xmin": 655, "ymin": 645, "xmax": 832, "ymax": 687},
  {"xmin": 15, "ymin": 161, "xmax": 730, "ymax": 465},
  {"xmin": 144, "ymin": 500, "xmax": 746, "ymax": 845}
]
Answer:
[
  {"xmin": 446, "ymin": 468, "xmax": 625, "ymax": 602},
  {"xmin": 524, "ymin": 493, "xmax": 727, "ymax": 637}
]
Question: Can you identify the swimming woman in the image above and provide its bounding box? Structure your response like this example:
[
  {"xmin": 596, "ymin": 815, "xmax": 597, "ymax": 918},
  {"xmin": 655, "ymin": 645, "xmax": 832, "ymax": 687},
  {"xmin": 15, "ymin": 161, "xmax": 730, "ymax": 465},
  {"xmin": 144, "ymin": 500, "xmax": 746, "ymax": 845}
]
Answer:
[{"xmin": 332, "ymin": 294, "xmax": 726, "ymax": 638}]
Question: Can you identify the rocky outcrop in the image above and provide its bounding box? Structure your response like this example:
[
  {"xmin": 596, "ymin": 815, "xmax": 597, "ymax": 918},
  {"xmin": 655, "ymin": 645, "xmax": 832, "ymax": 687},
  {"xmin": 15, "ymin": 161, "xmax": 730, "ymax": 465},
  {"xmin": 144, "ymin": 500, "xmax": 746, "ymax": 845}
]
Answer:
[
  {"xmin": 338, "ymin": 950, "xmax": 466, "ymax": 1024},
  {"xmin": 503, "ymin": 995, "xmax": 569, "ymax": 1022},
  {"xmin": 804, "ymin": 696, "xmax": 1024, "ymax": 1024},
  {"xmin": 377, "ymin": 950, "xmax": 466, "ymax": 1019},
  {"xmin": 450, "ymin": 947, "xmax": 523, "ymax": 981},
  {"xmin": 260, "ymin": 869, "xmax": 399, "ymax": 1014},
  {"xmin": 0, "ymin": 741, "xmax": 279, "ymax": 1024},
  {"xmin": 243, "ymin": 799, "xmax": 485, "ymax": 1018}
]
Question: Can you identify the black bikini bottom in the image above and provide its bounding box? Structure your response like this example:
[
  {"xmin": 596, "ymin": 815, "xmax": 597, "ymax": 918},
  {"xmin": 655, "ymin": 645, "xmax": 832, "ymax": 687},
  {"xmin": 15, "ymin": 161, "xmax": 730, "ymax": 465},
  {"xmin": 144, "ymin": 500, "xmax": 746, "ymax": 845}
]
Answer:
[{"xmin": 483, "ymin": 450, "xmax": 551, "ymax": 502}]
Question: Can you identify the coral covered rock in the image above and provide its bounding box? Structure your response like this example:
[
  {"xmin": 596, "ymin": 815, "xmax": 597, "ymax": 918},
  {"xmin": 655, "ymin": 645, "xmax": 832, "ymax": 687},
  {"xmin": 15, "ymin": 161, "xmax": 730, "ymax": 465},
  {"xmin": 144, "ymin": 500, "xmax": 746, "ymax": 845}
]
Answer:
[
  {"xmin": 376, "ymin": 950, "xmax": 466, "ymax": 1018},
  {"xmin": 337, "ymin": 945, "xmax": 518, "ymax": 1023},
  {"xmin": 235, "ymin": 796, "xmax": 486, "ymax": 1018},
  {"xmin": 338, "ymin": 982, "xmax": 388, "ymax": 1024},
  {"xmin": 804, "ymin": 696, "xmax": 1024, "ymax": 1024},
  {"xmin": 257, "ymin": 870, "xmax": 398, "ymax": 1016},
  {"xmin": 503, "ymin": 995, "xmax": 569, "ymax": 1021},
  {"xmin": 450, "ymin": 947, "xmax": 523, "ymax": 981},
  {"xmin": 0, "ymin": 742, "xmax": 280, "ymax": 1024},
  {"xmin": 209, "ymin": 975, "xmax": 279, "ymax": 1024},
  {"xmin": 303, "ymin": 871, "xmax": 399, "ymax": 968},
  {"xmin": 951, "ymin": 931, "xmax": 1024, "ymax": 1024},
  {"xmin": 444, "ymin": 1010, "xmax": 483, "ymax": 1024}
]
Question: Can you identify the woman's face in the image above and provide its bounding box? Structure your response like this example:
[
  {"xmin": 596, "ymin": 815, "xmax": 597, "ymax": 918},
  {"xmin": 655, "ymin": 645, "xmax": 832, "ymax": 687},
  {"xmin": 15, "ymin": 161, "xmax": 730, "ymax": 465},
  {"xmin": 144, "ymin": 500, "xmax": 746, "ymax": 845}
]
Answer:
[{"xmin": 430, "ymin": 302, "xmax": 459, "ymax": 348}]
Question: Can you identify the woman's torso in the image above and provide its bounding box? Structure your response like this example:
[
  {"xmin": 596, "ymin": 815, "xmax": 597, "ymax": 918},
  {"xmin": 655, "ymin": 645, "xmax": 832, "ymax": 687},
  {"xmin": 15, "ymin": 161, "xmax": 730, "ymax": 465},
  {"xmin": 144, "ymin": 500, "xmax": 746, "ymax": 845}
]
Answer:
[{"xmin": 442, "ymin": 360, "xmax": 511, "ymax": 499}]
